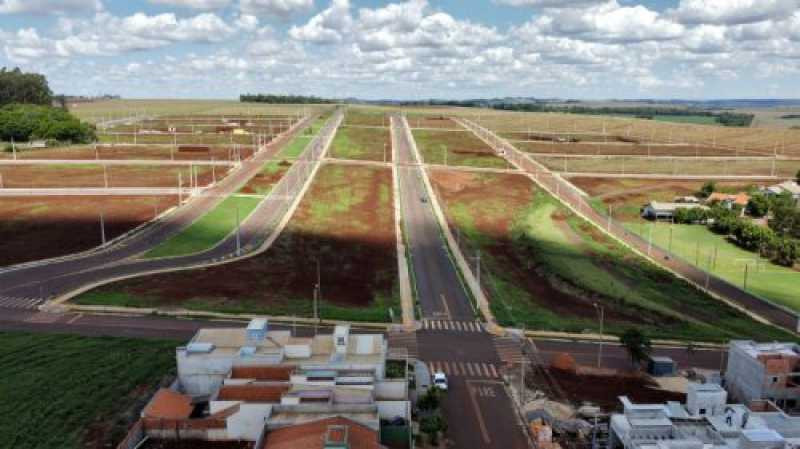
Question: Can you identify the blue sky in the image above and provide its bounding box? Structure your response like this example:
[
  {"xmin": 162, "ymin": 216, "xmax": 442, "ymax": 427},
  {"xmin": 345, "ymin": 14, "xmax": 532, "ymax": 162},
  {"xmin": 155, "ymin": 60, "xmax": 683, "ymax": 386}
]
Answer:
[{"xmin": 1, "ymin": 0, "xmax": 799, "ymax": 100}]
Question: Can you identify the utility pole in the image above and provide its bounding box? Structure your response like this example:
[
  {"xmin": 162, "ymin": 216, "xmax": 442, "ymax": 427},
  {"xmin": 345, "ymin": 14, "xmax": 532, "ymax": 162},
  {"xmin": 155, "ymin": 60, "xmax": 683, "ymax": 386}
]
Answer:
[
  {"xmin": 178, "ymin": 172, "xmax": 183, "ymax": 204},
  {"xmin": 100, "ymin": 212, "xmax": 106, "ymax": 245},
  {"xmin": 647, "ymin": 223, "xmax": 653, "ymax": 256},
  {"xmin": 594, "ymin": 303, "xmax": 604, "ymax": 368},
  {"xmin": 235, "ymin": 206, "xmax": 241, "ymax": 256},
  {"xmin": 103, "ymin": 164, "xmax": 109, "ymax": 188},
  {"xmin": 11, "ymin": 137, "xmax": 16, "ymax": 160},
  {"xmin": 743, "ymin": 263, "xmax": 749, "ymax": 290}
]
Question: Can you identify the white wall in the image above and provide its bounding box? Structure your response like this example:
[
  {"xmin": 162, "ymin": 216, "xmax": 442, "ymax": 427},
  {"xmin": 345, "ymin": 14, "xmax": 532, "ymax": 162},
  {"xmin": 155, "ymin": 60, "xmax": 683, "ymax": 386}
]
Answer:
[
  {"xmin": 377, "ymin": 400, "xmax": 410, "ymax": 420},
  {"xmin": 375, "ymin": 381, "xmax": 407, "ymax": 400},
  {"xmin": 225, "ymin": 403, "xmax": 273, "ymax": 441}
]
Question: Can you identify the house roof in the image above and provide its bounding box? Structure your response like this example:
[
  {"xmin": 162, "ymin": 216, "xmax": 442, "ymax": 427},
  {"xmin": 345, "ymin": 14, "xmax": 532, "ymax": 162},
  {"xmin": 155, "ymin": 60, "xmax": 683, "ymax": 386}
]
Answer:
[
  {"xmin": 646, "ymin": 201, "xmax": 708, "ymax": 212},
  {"xmin": 217, "ymin": 385, "xmax": 290, "ymax": 403},
  {"xmin": 707, "ymin": 192, "xmax": 750, "ymax": 206},
  {"xmin": 230, "ymin": 366, "xmax": 295, "ymax": 381},
  {"xmin": 777, "ymin": 181, "xmax": 800, "ymax": 195},
  {"xmin": 143, "ymin": 389, "xmax": 194, "ymax": 420},
  {"xmin": 262, "ymin": 416, "xmax": 384, "ymax": 449}
]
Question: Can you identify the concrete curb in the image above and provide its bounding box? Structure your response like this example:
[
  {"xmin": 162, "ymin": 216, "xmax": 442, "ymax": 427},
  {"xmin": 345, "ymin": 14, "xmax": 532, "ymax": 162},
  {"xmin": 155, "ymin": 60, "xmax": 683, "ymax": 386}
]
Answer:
[
  {"xmin": 399, "ymin": 116, "xmax": 502, "ymax": 336},
  {"xmin": 389, "ymin": 118, "xmax": 418, "ymax": 331}
]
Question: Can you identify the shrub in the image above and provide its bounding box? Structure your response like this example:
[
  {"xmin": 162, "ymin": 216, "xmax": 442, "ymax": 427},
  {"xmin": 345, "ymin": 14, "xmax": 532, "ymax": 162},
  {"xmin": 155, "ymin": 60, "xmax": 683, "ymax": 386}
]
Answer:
[
  {"xmin": 700, "ymin": 181, "xmax": 717, "ymax": 198},
  {"xmin": 747, "ymin": 194, "xmax": 770, "ymax": 218}
]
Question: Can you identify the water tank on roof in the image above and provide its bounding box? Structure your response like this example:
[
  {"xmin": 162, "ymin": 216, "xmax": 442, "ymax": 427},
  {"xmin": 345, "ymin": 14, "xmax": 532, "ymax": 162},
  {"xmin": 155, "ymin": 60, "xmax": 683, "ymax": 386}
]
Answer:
[{"xmin": 247, "ymin": 318, "xmax": 268, "ymax": 342}]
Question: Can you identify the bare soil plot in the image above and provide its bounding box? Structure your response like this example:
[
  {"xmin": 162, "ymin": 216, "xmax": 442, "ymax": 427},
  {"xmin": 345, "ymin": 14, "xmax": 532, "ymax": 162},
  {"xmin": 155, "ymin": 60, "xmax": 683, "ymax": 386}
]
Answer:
[
  {"xmin": 343, "ymin": 111, "xmax": 389, "ymax": 127},
  {"xmin": 0, "ymin": 145, "xmax": 255, "ymax": 161},
  {"xmin": 330, "ymin": 126, "xmax": 391, "ymax": 162},
  {"xmin": 411, "ymin": 129, "xmax": 510, "ymax": 168},
  {"xmin": 78, "ymin": 164, "xmax": 399, "ymax": 322},
  {"xmin": 407, "ymin": 115, "xmax": 461, "ymax": 129},
  {"xmin": 97, "ymin": 132, "xmax": 257, "ymax": 146},
  {"xmin": 0, "ymin": 164, "xmax": 223, "ymax": 188},
  {"xmin": 536, "ymin": 155, "xmax": 799, "ymax": 177},
  {"xmin": 428, "ymin": 169, "xmax": 789, "ymax": 341},
  {"xmin": 0, "ymin": 195, "xmax": 177, "ymax": 266},
  {"xmin": 238, "ymin": 160, "xmax": 293, "ymax": 195},
  {"xmin": 513, "ymin": 141, "xmax": 753, "ymax": 157}
]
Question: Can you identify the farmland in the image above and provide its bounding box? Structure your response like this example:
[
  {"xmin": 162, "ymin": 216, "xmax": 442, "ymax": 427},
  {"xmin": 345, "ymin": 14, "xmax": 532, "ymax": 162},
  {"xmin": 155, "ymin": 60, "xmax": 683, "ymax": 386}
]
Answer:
[
  {"xmin": 411, "ymin": 128, "xmax": 510, "ymax": 168},
  {"xmin": 0, "ymin": 195, "xmax": 177, "ymax": 267},
  {"xmin": 429, "ymin": 169, "xmax": 791, "ymax": 341},
  {"xmin": 571, "ymin": 176, "xmax": 800, "ymax": 312},
  {"xmin": 76, "ymin": 163, "xmax": 400, "ymax": 323},
  {"xmin": 0, "ymin": 331, "xmax": 176, "ymax": 449}
]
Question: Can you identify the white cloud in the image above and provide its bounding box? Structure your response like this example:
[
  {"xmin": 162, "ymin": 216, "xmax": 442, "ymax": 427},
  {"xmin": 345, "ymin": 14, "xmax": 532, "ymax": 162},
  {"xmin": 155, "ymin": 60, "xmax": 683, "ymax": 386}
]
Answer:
[
  {"xmin": 0, "ymin": 0, "xmax": 100, "ymax": 15},
  {"xmin": 148, "ymin": 0, "xmax": 231, "ymax": 9},
  {"xmin": 670, "ymin": 0, "xmax": 800, "ymax": 25},
  {"xmin": 240, "ymin": 0, "xmax": 314, "ymax": 17},
  {"xmin": 120, "ymin": 12, "xmax": 234, "ymax": 43},
  {"xmin": 493, "ymin": 0, "xmax": 606, "ymax": 7},
  {"xmin": 289, "ymin": 0, "xmax": 350, "ymax": 43}
]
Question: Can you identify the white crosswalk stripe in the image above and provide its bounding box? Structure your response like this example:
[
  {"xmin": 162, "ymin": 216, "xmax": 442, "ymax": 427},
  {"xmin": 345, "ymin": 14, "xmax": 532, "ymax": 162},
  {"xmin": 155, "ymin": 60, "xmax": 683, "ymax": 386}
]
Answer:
[
  {"xmin": 421, "ymin": 320, "xmax": 485, "ymax": 333},
  {"xmin": 425, "ymin": 361, "xmax": 501, "ymax": 379},
  {"xmin": 492, "ymin": 336, "xmax": 525, "ymax": 367},
  {"xmin": 387, "ymin": 331, "xmax": 419, "ymax": 360},
  {"xmin": 0, "ymin": 296, "xmax": 45, "ymax": 310}
]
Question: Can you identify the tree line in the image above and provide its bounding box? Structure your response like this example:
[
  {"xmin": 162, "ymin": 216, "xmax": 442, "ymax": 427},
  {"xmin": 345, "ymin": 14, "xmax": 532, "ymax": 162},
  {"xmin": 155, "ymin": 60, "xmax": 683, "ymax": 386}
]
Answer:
[
  {"xmin": 240, "ymin": 94, "xmax": 336, "ymax": 104},
  {"xmin": 0, "ymin": 67, "xmax": 95, "ymax": 146}
]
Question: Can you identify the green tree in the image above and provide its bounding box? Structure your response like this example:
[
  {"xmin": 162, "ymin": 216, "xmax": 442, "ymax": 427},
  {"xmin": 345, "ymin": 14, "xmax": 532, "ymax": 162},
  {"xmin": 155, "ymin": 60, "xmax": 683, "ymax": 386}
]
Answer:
[
  {"xmin": 620, "ymin": 328, "xmax": 652, "ymax": 369},
  {"xmin": 418, "ymin": 387, "xmax": 442, "ymax": 411},
  {"xmin": 420, "ymin": 414, "xmax": 447, "ymax": 445},
  {"xmin": 747, "ymin": 194, "xmax": 770, "ymax": 218},
  {"xmin": 795, "ymin": 169, "xmax": 800, "ymax": 184},
  {"xmin": 0, "ymin": 67, "xmax": 53, "ymax": 106},
  {"xmin": 700, "ymin": 181, "xmax": 717, "ymax": 198},
  {"xmin": 772, "ymin": 238, "xmax": 799, "ymax": 267}
]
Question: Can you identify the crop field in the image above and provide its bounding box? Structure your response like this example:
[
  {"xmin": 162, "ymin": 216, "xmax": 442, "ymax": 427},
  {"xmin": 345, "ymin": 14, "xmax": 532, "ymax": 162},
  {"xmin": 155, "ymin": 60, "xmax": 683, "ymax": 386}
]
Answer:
[
  {"xmin": 428, "ymin": 169, "xmax": 791, "ymax": 341},
  {"xmin": 0, "ymin": 164, "xmax": 221, "ymax": 188},
  {"xmin": 535, "ymin": 155, "xmax": 799, "ymax": 177},
  {"xmin": 0, "ymin": 195, "xmax": 177, "ymax": 267},
  {"xmin": 570, "ymin": 176, "xmax": 800, "ymax": 311},
  {"xmin": 466, "ymin": 111, "xmax": 800, "ymax": 157},
  {"xmin": 411, "ymin": 129, "xmax": 510, "ymax": 168},
  {"xmin": 77, "ymin": 164, "xmax": 400, "ymax": 322},
  {"xmin": 331, "ymin": 125, "xmax": 391, "ymax": 161},
  {"xmin": 0, "ymin": 331, "xmax": 176, "ymax": 449},
  {"xmin": 0, "ymin": 144, "xmax": 255, "ymax": 162}
]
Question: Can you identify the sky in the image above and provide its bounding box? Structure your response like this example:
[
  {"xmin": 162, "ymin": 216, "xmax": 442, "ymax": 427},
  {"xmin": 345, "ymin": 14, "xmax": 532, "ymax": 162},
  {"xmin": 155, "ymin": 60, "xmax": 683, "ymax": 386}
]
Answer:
[{"xmin": 0, "ymin": 0, "xmax": 799, "ymax": 100}]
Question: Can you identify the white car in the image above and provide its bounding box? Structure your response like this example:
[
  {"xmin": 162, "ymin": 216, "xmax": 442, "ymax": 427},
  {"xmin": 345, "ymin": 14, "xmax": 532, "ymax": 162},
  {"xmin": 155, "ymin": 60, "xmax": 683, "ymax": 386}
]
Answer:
[{"xmin": 433, "ymin": 372, "xmax": 448, "ymax": 391}]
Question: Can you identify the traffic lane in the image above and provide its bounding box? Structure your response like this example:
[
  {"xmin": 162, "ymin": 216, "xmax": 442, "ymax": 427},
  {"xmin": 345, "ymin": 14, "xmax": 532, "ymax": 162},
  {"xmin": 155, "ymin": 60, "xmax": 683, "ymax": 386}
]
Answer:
[
  {"xmin": 533, "ymin": 339, "xmax": 727, "ymax": 371},
  {"xmin": 418, "ymin": 331, "xmax": 500, "ymax": 364},
  {"xmin": 440, "ymin": 377, "xmax": 530, "ymax": 449},
  {"xmin": 0, "ymin": 116, "xmax": 313, "ymax": 293}
]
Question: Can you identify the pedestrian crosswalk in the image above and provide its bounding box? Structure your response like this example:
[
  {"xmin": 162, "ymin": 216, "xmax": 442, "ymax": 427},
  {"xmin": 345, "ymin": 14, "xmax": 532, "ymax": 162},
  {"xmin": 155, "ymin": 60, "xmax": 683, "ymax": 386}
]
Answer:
[
  {"xmin": 387, "ymin": 331, "xmax": 419, "ymax": 360},
  {"xmin": 0, "ymin": 295, "xmax": 45, "ymax": 310},
  {"xmin": 420, "ymin": 320, "xmax": 484, "ymax": 333},
  {"xmin": 425, "ymin": 360, "xmax": 500, "ymax": 379},
  {"xmin": 493, "ymin": 336, "xmax": 525, "ymax": 367}
]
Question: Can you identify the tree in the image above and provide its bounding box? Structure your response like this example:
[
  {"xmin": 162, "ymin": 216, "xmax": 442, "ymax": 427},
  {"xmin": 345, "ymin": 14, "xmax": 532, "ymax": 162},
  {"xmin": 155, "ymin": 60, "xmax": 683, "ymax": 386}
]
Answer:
[
  {"xmin": 700, "ymin": 181, "xmax": 717, "ymax": 198},
  {"xmin": 772, "ymin": 238, "xmax": 799, "ymax": 267},
  {"xmin": 419, "ymin": 414, "xmax": 447, "ymax": 445},
  {"xmin": 747, "ymin": 194, "xmax": 770, "ymax": 218},
  {"xmin": 796, "ymin": 169, "xmax": 800, "ymax": 184},
  {"xmin": 0, "ymin": 67, "xmax": 53, "ymax": 106},
  {"xmin": 417, "ymin": 387, "xmax": 442, "ymax": 411},
  {"xmin": 620, "ymin": 328, "xmax": 652, "ymax": 369}
]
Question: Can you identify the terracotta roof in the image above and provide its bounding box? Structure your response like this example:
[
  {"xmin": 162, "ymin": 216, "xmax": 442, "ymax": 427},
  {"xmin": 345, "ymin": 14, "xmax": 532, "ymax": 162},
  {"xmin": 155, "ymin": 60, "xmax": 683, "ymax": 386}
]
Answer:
[
  {"xmin": 262, "ymin": 417, "xmax": 384, "ymax": 449},
  {"xmin": 707, "ymin": 192, "xmax": 750, "ymax": 206},
  {"xmin": 143, "ymin": 389, "xmax": 194, "ymax": 420},
  {"xmin": 217, "ymin": 385, "xmax": 289, "ymax": 403},
  {"xmin": 230, "ymin": 366, "xmax": 295, "ymax": 381}
]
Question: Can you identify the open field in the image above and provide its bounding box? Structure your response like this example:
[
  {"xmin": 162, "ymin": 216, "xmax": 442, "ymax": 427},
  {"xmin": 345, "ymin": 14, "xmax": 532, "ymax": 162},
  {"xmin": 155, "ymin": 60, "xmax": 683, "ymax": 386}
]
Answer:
[
  {"xmin": 570, "ymin": 177, "xmax": 800, "ymax": 311},
  {"xmin": 0, "ymin": 164, "xmax": 221, "ymax": 188},
  {"xmin": 331, "ymin": 125, "xmax": 391, "ymax": 162},
  {"xmin": 536, "ymin": 155, "xmax": 800, "ymax": 177},
  {"xmin": 458, "ymin": 110, "xmax": 800, "ymax": 156},
  {"xmin": 0, "ymin": 195, "xmax": 177, "ymax": 267},
  {"xmin": 511, "ymin": 141, "xmax": 775, "ymax": 157},
  {"xmin": 77, "ymin": 163, "xmax": 400, "ymax": 322},
  {"xmin": 0, "ymin": 331, "xmax": 176, "ymax": 449},
  {"xmin": 429, "ymin": 169, "xmax": 791, "ymax": 341},
  {"xmin": 411, "ymin": 129, "xmax": 510, "ymax": 168},
  {"xmin": 407, "ymin": 115, "xmax": 463, "ymax": 129},
  {"xmin": 239, "ymin": 160, "xmax": 293, "ymax": 196},
  {"xmin": 0, "ymin": 144, "xmax": 255, "ymax": 161},
  {"xmin": 343, "ymin": 109, "xmax": 389, "ymax": 127}
]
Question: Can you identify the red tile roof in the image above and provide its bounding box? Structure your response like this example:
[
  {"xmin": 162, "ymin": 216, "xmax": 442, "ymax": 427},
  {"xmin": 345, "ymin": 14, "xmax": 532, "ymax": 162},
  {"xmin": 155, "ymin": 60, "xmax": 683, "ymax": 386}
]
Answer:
[
  {"xmin": 230, "ymin": 366, "xmax": 295, "ymax": 381},
  {"xmin": 262, "ymin": 417, "xmax": 385, "ymax": 449},
  {"xmin": 143, "ymin": 389, "xmax": 194, "ymax": 420},
  {"xmin": 707, "ymin": 192, "xmax": 750, "ymax": 206},
  {"xmin": 217, "ymin": 385, "xmax": 289, "ymax": 403}
]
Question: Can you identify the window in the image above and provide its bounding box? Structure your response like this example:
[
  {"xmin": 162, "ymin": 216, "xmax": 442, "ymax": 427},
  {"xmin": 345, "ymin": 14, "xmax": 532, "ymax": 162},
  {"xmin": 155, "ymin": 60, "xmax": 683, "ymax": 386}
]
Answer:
[
  {"xmin": 699, "ymin": 408, "xmax": 707, "ymax": 415},
  {"xmin": 773, "ymin": 376, "xmax": 780, "ymax": 384},
  {"xmin": 337, "ymin": 337, "xmax": 345, "ymax": 346}
]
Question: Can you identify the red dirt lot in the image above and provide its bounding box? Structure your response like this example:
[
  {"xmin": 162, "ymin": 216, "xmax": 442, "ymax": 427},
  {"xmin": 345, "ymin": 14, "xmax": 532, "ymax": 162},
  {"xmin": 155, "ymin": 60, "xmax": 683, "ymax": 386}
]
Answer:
[
  {"xmin": 0, "ymin": 195, "xmax": 177, "ymax": 267},
  {"xmin": 0, "ymin": 164, "xmax": 226, "ymax": 188},
  {"xmin": 429, "ymin": 170, "xmax": 641, "ymax": 323},
  {"xmin": 514, "ymin": 141, "xmax": 761, "ymax": 157},
  {"xmin": 86, "ymin": 164, "xmax": 398, "ymax": 318},
  {"xmin": 1, "ymin": 145, "xmax": 256, "ymax": 161}
]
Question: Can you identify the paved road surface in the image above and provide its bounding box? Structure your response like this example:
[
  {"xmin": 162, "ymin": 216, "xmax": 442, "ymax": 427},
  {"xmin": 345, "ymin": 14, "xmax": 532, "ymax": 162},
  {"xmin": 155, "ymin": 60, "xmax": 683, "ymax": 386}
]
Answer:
[
  {"xmin": 391, "ymin": 115, "xmax": 474, "ymax": 321},
  {"xmin": 0, "ymin": 114, "xmax": 319, "ymax": 307}
]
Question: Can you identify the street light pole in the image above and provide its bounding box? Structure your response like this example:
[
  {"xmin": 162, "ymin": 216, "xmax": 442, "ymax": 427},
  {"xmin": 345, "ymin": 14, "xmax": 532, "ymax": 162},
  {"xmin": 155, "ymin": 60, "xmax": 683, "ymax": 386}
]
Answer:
[
  {"xmin": 100, "ymin": 212, "xmax": 106, "ymax": 245},
  {"xmin": 594, "ymin": 303, "xmax": 604, "ymax": 368},
  {"xmin": 235, "ymin": 206, "xmax": 241, "ymax": 255}
]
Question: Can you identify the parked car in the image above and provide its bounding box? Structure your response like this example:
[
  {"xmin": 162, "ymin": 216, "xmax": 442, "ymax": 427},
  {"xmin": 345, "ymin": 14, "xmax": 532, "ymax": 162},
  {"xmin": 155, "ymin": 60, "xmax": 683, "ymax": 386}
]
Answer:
[{"xmin": 433, "ymin": 372, "xmax": 448, "ymax": 390}]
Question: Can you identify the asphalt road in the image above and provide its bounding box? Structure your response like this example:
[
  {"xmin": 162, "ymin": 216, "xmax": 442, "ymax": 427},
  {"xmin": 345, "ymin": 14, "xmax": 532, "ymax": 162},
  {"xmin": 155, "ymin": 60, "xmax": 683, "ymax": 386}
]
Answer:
[
  {"xmin": 0, "ymin": 114, "xmax": 321, "ymax": 306},
  {"xmin": 391, "ymin": 115, "xmax": 474, "ymax": 321}
]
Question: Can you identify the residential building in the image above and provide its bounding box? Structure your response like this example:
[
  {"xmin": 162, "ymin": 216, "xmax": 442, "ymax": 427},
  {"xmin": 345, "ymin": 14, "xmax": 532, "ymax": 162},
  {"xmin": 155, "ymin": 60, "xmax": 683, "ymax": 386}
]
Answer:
[
  {"xmin": 610, "ymin": 383, "xmax": 800, "ymax": 449},
  {"xmin": 725, "ymin": 341, "xmax": 800, "ymax": 413},
  {"xmin": 117, "ymin": 319, "xmax": 409, "ymax": 449},
  {"xmin": 641, "ymin": 201, "xmax": 708, "ymax": 220},
  {"xmin": 762, "ymin": 181, "xmax": 800, "ymax": 202},
  {"xmin": 707, "ymin": 192, "xmax": 751, "ymax": 210}
]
